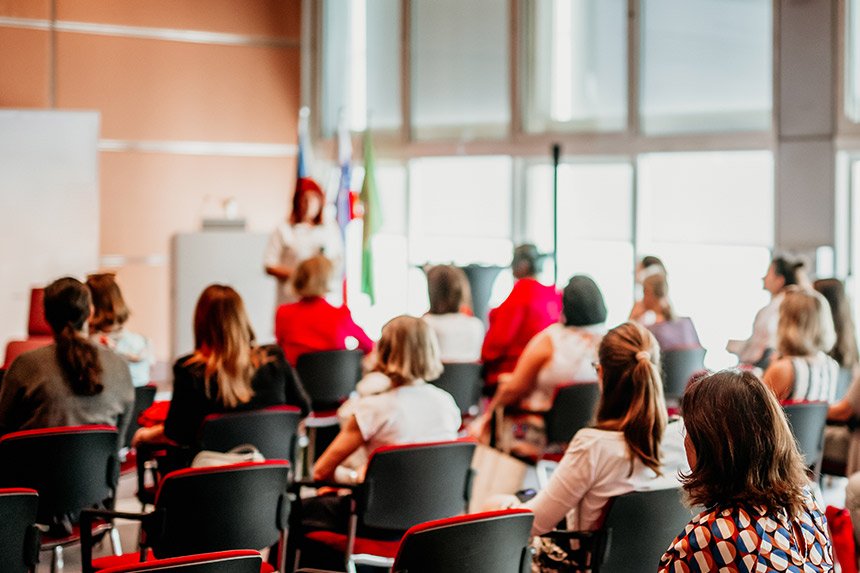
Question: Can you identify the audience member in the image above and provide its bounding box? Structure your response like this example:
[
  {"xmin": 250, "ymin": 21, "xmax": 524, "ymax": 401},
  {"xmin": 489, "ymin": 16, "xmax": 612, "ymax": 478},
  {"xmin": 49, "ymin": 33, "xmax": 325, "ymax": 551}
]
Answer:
[
  {"xmin": 422, "ymin": 265, "xmax": 485, "ymax": 363},
  {"xmin": 629, "ymin": 255, "xmax": 667, "ymax": 325},
  {"xmin": 264, "ymin": 177, "xmax": 342, "ymax": 306},
  {"xmin": 86, "ymin": 272, "xmax": 154, "ymax": 387},
  {"xmin": 491, "ymin": 322, "xmax": 687, "ymax": 543},
  {"xmin": 659, "ymin": 370, "xmax": 832, "ymax": 571},
  {"xmin": 763, "ymin": 287, "xmax": 839, "ymax": 403},
  {"xmin": 727, "ymin": 255, "xmax": 806, "ymax": 367},
  {"xmin": 275, "ymin": 255, "xmax": 373, "ymax": 366},
  {"xmin": 133, "ymin": 284, "xmax": 310, "ymax": 449},
  {"xmin": 0, "ymin": 277, "xmax": 134, "ymax": 443},
  {"xmin": 481, "ymin": 243, "xmax": 561, "ymax": 386},
  {"xmin": 638, "ymin": 273, "xmax": 702, "ymax": 351}
]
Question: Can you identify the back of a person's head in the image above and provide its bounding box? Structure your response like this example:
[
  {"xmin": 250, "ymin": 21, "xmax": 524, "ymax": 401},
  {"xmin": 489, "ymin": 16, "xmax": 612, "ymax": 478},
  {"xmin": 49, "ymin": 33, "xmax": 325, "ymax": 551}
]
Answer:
[
  {"xmin": 562, "ymin": 275, "xmax": 607, "ymax": 327},
  {"xmin": 293, "ymin": 255, "xmax": 333, "ymax": 299},
  {"xmin": 680, "ymin": 370, "xmax": 807, "ymax": 515},
  {"xmin": 86, "ymin": 273, "xmax": 130, "ymax": 332},
  {"xmin": 814, "ymin": 278, "xmax": 859, "ymax": 369},
  {"xmin": 595, "ymin": 321, "xmax": 666, "ymax": 473},
  {"xmin": 44, "ymin": 277, "xmax": 103, "ymax": 396},
  {"xmin": 376, "ymin": 315, "xmax": 443, "ymax": 387},
  {"xmin": 771, "ymin": 255, "xmax": 806, "ymax": 288},
  {"xmin": 191, "ymin": 284, "xmax": 258, "ymax": 408},
  {"xmin": 426, "ymin": 265, "xmax": 471, "ymax": 315},
  {"xmin": 777, "ymin": 287, "xmax": 836, "ymax": 357},
  {"xmin": 642, "ymin": 273, "xmax": 674, "ymax": 321},
  {"xmin": 511, "ymin": 243, "xmax": 542, "ymax": 279}
]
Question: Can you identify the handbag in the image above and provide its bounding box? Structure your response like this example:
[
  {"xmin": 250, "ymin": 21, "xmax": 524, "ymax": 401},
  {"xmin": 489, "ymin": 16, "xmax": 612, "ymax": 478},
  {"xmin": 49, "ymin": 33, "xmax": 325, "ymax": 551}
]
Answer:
[{"xmin": 191, "ymin": 444, "xmax": 265, "ymax": 468}]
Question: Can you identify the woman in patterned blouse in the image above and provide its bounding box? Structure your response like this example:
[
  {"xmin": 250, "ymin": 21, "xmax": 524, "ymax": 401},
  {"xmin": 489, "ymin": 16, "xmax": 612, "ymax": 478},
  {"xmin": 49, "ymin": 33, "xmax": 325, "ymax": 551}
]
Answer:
[{"xmin": 659, "ymin": 370, "xmax": 833, "ymax": 572}]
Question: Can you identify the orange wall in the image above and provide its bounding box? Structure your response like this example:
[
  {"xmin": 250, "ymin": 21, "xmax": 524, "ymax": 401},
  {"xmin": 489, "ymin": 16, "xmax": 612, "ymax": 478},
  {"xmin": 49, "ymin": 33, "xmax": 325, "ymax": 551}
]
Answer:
[{"xmin": 0, "ymin": 1, "xmax": 301, "ymax": 362}]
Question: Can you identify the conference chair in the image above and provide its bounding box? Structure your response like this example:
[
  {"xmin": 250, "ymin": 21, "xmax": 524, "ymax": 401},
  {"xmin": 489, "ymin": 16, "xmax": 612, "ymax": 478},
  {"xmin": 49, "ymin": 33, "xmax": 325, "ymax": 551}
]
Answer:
[
  {"xmin": 539, "ymin": 487, "xmax": 691, "ymax": 573},
  {"xmin": 661, "ymin": 347, "xmax": 707, "ymax": 403},
  {"xmin": 0, "ymin": 488, "xmax": 41, "ymax": 573},
  {"xmin": 97, "ymin": 550, "xmax": 264, "ymax": 573},
  {"xmin": 782, "ymin": 400, "xmax": 829, "ymax": 478},
  {"xmin": 290, "ymin": 440, "xmax": 476, "ymax": 573},
  {"xmin": 427, "ymin": 362, "xmax": 484, "ymax": 417},
  {"xmin": 295, "ymin": 350, "xmax": 363, "ymax": 469},
  {"xmin": 82, "ymin": 461, "xmax": 291, "ymax": 573},
  {"xmin": 836, "ymin": 367, "xmax": 854, "ymax": 401},
  {"xmin": 200, "ymin": 405, "xmax": 302, "ymax": 467},
  {"xmin": 2, "ymin": 287, "xmax": 53, "ymax": 369},
  {"xmin": 0, "ymin": 425, "xmax": 122, "ymax": 573},
  {"xmin": 537, "ymin": 382, "xmax": 601, "ymax": 487},
  {"xmin": 297, "ymin": 509, "xmax": 534, "ymax": 573}
]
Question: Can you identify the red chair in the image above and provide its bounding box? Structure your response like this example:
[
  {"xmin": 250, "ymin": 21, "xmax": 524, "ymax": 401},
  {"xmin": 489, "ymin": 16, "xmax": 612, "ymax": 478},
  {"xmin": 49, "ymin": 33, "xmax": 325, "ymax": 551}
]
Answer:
[
  {"xmin": 0, "ymin": 488, "xmax": 41, "ymax": 573},
  {"xmin": 98, "ymin": 550, "xmax": 263, "ymax": 573},
  {"xmin": 291, "ymin": 440, "xmax": 476, "ymax": 572},
  {"xmin": 3, "ymin": 287, "xmax": 53, "ymax": 369},
  {"xmin": 82, "ymin": 461, "xmax": 291, "ymax": 573},
  {"xmin": 297, "ymin": 509, "xmax": 534, "ymax": 573},
  {"xmin": 0, "ymin": 425, "xmax": 121, "ymax": 572}
]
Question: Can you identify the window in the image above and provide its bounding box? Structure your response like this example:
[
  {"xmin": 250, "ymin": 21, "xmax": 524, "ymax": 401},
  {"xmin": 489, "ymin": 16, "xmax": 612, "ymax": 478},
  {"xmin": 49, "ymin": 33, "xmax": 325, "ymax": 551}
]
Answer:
[
  {"xmin": 848, "ymin": 0, "xmax": 860, "ymax": 122},
  {"xmin": 525, "ymin": 0, "xmax": 627, "ymax": 133},
  {"xmin": 640, "ymin": 0, "xmax": 772, "ymax": 134}
]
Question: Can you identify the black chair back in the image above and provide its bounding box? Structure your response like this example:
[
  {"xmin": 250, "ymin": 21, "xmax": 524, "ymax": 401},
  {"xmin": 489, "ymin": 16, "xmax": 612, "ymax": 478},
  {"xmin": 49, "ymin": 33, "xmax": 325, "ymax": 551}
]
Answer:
[
  {"xmin": 295, "ymin": 350, "xmax": 363, "ymax": 410},
  {"xmin": 125, "ymin": 385, "xmax": 157, "ymax": 450},
  {"xmin": 97, "ymin": 549, "xmax": 263, "ymax": 573},
  {"xmin": 661, "ymin": 348, "xmax": 706, "ymax": 401},
  {"xmin": 428, "ymin": 363, "xmax": 483, "ymax": 416},
  {"xmin": 151, "ymin": 461, "xmax": 290, "ymax": 559},
  {"xmin": 0, "ymin": 425, "xmax": 119, "ymax": 525},
  {"xmin": 199, "ymin": 406, "xmax": 302, "ymax": 464},
  {"xmin": 600, "ymin": 488, "xmax": 690, "ymax": 573},
  {"xmin": 782, "ymin": 401, "xmax": 829, "ymax": 470},
  {"xmin": 544, "ymin": 383, "xmax": 600, "ymax": 445},
  {"xmin": 0, "ymin": 488, "xmax": 40, "ymax": 573},
  {"xmin": 392, "ymin": 509, "xmax": 533, "ymax": 573},
  {"xmin": 360, "ymin": 441, "xmax": 476, "ymax": 532}
]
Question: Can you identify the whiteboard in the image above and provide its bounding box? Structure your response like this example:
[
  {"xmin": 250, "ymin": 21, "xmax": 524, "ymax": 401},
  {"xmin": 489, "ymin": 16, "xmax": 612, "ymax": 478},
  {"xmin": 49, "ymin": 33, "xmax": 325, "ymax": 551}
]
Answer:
[{"xmin": 0, "ymin": 110, "xmax": 100, "ymax": 345}]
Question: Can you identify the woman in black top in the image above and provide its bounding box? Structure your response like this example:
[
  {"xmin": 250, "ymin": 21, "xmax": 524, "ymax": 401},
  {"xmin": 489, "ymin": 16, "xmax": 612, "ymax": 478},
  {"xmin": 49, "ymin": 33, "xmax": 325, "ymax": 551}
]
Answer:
[{"xmin": 133, "ymin": 284, "xmax": 310, "ymax": 448}]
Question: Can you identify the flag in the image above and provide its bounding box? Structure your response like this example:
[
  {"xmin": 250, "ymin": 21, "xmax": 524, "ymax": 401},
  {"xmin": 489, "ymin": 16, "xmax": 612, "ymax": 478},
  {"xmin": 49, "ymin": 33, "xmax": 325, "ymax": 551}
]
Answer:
[
  {"xmin": 335, "ymin": 112, "xmax": 353, "ymax": 242},
  {"xmin": 360, "ymin": 129, "xmax": 382, "ymax": 304}
]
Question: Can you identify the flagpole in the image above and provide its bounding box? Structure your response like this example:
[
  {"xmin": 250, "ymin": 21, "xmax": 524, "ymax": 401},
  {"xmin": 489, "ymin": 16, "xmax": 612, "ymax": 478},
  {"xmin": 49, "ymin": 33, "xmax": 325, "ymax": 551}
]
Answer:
[{"xmin": 552, "ymin": 143, "xmax": 561, "ymax": 285}]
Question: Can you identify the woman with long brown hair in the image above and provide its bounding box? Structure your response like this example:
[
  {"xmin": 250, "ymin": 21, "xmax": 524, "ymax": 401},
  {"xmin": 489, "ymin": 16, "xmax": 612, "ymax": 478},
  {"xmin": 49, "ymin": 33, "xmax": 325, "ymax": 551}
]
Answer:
[
  {"xmin": 659, "ymin": 370, "xmax": 832, "ymax": 570},
  {"xmin": 133, "ymin": 284, "xmax": 310, "ymax": 447},
  {"xmin": 0, "ymin": 277, "xmax": 134, "ymax": 440}
]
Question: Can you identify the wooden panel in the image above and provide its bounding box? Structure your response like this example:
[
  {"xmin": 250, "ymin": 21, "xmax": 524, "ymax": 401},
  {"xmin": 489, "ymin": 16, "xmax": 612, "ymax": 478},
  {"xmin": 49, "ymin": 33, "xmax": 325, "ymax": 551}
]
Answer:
[
  {"xmin": 0, "ymin": 0, "xmax": 50, "ymax": 19},
  {"xmin": 56, "ymin": 32, "xmax": 299, "ymax": 142},
  {"xmin": 57, "ymin": 0, "xmax": 300, "ymax": 40},
  {"xmin": 0, "ymin": 27, "xmax": 50, "ymax": 107}
]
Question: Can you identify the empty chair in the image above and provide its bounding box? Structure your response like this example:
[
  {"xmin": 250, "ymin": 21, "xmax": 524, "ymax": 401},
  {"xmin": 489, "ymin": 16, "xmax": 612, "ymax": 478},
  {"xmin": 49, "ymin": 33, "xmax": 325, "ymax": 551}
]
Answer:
[
  {"xmin": 292, "ymin": 440, "xmax": 476, "ymax": 572},
  {"xmin": 0, "ymin": 425, "xmax": 121, "ymax": 572},
  {"xmin": 427, "ymin": 362, "xmax": 483, "ymax": 416},
  {"xmin": 783, "ymin": 400, "xmax": 829, "ymax": 477},
  {"xmin": 97, "ymin": 550, "xmax": 263, "ymax": 573},
  {"xmin": 0, "ymin": 488, "xmax": 41, "ymax": 573},
  {"xmin": 2, "ymin": 287, "xmax": 53, "ymax": 369},
  {"xmin": 199, "ymin": 406, "xmax": 302, "ymax": 464},
  {"xmin": 661, "ymin": 347, "xmax": 706, "ymax": 402},
  {"xmin": 539, "ymin": 487, "xmax": 690, "ymax": 573},
  {"xmin": 537, "ymin": 382, "xmax": 600, "ymax": 487},
  {"xmin": 82, "ymin": 461, "xmax": 290, "ymax": 573}
]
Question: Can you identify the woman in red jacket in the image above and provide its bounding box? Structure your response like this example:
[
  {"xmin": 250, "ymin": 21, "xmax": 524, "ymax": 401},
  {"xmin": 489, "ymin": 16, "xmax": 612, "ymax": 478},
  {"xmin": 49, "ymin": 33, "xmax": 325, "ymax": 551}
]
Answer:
[{"xmin": 275, "ymin": 255, "xmax": 373, "ymax": 365}]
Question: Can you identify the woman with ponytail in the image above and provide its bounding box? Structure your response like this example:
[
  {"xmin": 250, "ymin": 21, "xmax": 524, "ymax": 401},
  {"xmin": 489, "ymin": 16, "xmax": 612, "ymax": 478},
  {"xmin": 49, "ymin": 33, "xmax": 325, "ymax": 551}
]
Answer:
[
  {"xmin": 133, "ymin": 284, "xmax": 310, "ymax": 448},
  {"xmin": 494, "ymin": 322, "xmax": 687, "ymax": 536},
  {"xmin": 0, "ymin": 277, "xmax": 134, "ymax": 440}
]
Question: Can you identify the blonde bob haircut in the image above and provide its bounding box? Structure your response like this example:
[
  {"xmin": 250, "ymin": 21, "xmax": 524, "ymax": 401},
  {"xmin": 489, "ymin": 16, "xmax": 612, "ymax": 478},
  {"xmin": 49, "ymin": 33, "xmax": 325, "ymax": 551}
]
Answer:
[
  {"xmin": 293, "ymin": 255, "xmax": 333, "ymax": 299},
  {"xmin": 376, "ymin": 315, "xmax": 444, "ymax": 387},
  {"xmin": 777, "ymin": 287, "xmax": 836, "ymax": 357}
]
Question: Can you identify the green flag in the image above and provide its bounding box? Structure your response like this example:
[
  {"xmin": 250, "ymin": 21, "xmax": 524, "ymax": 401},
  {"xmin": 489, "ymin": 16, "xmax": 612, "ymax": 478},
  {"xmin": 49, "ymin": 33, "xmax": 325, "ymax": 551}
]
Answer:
[{"xmin": 360, "ymin": 129, "xmax": 382, "ymax": 303}]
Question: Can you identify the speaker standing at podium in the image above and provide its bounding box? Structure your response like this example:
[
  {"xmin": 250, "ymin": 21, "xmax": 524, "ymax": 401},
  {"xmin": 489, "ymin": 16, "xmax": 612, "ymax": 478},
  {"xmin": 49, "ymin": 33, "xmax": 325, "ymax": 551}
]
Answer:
[{"xmin": 264, "ymin": 178, "xmax": 343, "ymax": 306}]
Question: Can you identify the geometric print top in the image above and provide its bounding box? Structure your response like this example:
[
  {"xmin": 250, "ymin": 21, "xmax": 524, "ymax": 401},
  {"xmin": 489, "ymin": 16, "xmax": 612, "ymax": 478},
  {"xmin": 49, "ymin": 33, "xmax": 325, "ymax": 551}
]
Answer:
[{"xmin": 658, "ymin": 488, "xmax": 833, "ymax": 572}]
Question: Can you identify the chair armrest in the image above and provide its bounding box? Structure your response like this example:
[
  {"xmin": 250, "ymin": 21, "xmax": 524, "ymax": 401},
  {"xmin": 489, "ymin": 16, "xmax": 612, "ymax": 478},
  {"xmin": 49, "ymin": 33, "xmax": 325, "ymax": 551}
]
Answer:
[
  {"xmin": 295, "ymin": 569, "xmax": 340, "ymax": 572},
  {"xmin": 289, "ymin": 479, "xmax": 360, "ymax": 493},
  {"xmin": 537, "ymin": 528, "xmax": 610, "ymax": 570},
  {"xmin": 80, "ymin": 507, "xmax": 158, "ymax": 573}
]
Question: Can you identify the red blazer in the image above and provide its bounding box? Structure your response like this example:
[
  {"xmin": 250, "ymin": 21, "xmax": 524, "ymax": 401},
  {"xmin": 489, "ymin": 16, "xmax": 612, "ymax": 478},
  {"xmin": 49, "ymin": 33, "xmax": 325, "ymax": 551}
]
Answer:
[
  {"xmin": 480, "ymin": 278, "xmax": 561, "ymax": 384},
  {"xmin": 275, "ymin": 297, "xmax": 374, "ymax": 366}
]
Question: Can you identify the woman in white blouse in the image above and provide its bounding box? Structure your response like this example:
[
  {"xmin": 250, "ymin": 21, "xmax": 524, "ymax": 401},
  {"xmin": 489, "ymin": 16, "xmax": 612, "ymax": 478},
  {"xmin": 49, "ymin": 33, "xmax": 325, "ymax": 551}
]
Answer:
[{"xmin": 422, "ymin": 265, "xmax": 485, "ymax": 363}]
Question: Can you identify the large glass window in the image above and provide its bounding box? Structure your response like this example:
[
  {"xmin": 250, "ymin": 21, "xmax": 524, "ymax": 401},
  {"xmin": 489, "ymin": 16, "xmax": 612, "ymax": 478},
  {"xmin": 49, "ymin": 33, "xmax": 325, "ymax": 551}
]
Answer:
[
  {"xmin": 411, "ymin": 0, "xmax": 510, "ymax": 140},
  {"xmin": 637, "ymin": 151, "xmax": 774, "ymax": 369},
  {"xmin": 640, "ymin": 0, "xmax": 772, "ymax": 134},
  {"xmin": 525, "ymin": 0, "xmax": 627, "ymax": 133}
]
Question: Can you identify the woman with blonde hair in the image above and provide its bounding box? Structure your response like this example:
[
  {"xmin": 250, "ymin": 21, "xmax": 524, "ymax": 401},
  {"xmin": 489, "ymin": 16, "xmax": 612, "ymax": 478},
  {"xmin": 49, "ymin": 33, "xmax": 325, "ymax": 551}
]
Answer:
[
  {"xmin": 659, "ymin": 370, "xmax": 832, "ymax": 570},
  {"xmin": 133, "ymin": 284, "xmax": 310, "ymax": 448},
  {"xmin": 275, "ymin": 255, "xmax": 372, "ymax": 366},
  {"xmin": 763, "ymin": 287, "xmax": 839, "ymax": 403},
  {"xmin": 639, "ymin": 273, "xmax": 702, "ymax": 351}
]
